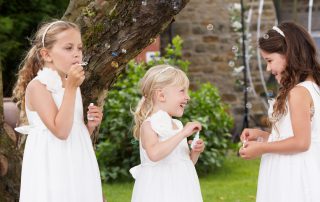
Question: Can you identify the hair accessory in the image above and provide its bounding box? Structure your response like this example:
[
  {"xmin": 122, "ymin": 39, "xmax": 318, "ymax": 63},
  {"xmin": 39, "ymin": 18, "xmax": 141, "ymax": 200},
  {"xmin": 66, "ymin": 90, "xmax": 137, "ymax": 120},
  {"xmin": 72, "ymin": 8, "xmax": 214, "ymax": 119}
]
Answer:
[
  {"xmin": 42, "ymin": 21, "xmax": 65, "ymax": 47},
  {"xmin": 272, "ymin": 26, "xmax": 285, "ymax": 37}
]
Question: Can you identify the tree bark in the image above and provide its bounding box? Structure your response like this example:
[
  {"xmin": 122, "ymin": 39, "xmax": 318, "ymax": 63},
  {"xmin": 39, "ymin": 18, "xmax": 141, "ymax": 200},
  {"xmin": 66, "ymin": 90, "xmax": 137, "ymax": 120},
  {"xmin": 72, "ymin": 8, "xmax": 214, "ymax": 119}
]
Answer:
[
  {"xmin": 0, "ymin": 64, "xmax": 23, "ymax": 202},
  {"xmin": 0, "ymin": 0, "xmax": 189, "ymax": 200},
  {"xmin": 63, "ymin": 0, "xmax": 189, "ymax": 141}
]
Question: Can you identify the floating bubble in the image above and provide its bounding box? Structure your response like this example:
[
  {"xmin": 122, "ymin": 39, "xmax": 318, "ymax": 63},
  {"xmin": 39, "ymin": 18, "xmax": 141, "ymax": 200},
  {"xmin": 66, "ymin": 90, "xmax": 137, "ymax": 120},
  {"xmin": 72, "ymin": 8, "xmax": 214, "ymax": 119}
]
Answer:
[
  {"xmin": 232, "ymin": 45, "xmax": 238, "ymax": 53},
  {"xmin": 111, "ymin": 61, "xmax": 119, "ymax": 68},
  {"xmin": 149, "ymin": 38, "xmax": 155, "ymax": 44},
  {"xmin": 246, "ymin": 102, "xmax": 252, "ymax": 109},
  {"xmin": 112, "ymin": 52, "xmax": 119, "ymax": 57},
  {"xmin": 142, "ymin": 0, "xmax": 147, "ymax": 6},
  {"xmin": 228, "ymin": 60, "xmax": 235, "ymax": 68},
  {"xmin": 104, "ymin": 43, "xmax": 111, "ymax": 49},
  {"xmin": 207, "ymin": 24, "xmax": 214, "ymax": 31},
  {"xmin": 263, "ymin": 34, "xmax": 269, "ymax": 39},
  {"xmin": 266, "ymin": 90, "xmax": 274, "ymax": 97},
  {"xmin": 173, "ymin": 2, "xmax": 179, "ymax": 10}
]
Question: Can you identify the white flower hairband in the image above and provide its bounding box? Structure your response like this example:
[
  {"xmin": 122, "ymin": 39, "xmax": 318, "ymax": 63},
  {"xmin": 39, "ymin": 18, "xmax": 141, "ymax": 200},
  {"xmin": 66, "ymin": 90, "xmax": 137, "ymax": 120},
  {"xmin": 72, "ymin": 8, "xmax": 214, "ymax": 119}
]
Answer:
[
  {"xmin": 42, "ymin": 21, "xmax": 66, "ymax": 47},
  {"xmin": 272, "ymin": 26, "xmax": 285, "ymax": 37}
]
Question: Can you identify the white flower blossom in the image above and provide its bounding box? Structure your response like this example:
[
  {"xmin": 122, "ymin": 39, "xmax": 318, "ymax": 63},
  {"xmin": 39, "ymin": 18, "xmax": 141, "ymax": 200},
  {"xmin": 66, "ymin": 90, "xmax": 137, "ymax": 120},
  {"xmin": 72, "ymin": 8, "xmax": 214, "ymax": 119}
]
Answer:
[
  {"xmin": 233, "ymin": 3, "xmax": 241, "ymax": 11},
  {"xmin": 232, "ymin": 21, "xmax": 242, "ymax": 30}
]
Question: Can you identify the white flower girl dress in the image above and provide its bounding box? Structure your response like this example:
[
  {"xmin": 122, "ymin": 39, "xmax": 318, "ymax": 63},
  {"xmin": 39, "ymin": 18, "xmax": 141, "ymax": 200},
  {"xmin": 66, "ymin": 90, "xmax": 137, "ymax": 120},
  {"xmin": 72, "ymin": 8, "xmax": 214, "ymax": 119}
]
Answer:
[
  {"xmin": 257, "ymin": 81, "xmax": 320, "ymax": 202},
  {"xmin": 16, "ymin": 67, "xmax": 103, "ymax": 202},
  {"xmin": 130, "ymin": 110, "xmax": 203, "ymax": 202}
]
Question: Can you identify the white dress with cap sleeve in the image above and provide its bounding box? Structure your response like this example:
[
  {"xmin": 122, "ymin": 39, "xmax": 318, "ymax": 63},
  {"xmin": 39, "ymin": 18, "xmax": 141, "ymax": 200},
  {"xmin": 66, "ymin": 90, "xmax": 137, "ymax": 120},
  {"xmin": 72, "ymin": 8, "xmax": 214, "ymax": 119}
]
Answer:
[
  {"xmin": 256, "ymin": 81, "xmax": 320, "ymax": 202},
  {"xmin": 16, "ymin": 67, "xmax": 103, "ymax": 202},
  {"xmin": 130, "ymin": 110, "xmax": 203, "ymax": 202}
]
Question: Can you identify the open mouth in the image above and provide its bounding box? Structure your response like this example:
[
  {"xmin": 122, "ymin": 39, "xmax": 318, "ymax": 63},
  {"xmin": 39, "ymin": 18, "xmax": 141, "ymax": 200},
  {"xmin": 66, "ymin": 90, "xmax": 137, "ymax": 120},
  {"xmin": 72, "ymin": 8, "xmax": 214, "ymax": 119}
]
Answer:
[{"xmin": 180, "ymin": 103, "xmax": 187, "ymax": 109}]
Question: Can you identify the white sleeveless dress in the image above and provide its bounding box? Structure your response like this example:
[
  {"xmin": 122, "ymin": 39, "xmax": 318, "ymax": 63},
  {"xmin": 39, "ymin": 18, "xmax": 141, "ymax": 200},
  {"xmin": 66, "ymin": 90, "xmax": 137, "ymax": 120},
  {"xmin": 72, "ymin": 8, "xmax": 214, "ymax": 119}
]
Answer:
[
  {"xmin": 257, "ymin": 81, "xmax": 320, "ymax": 202},
  {"xmin": 16, "ymin": 68, "xmax": 103, "ymax": 202},
  {"xmin": 130, "ymin": 110, "xmax": 203, "ymax": 202}
]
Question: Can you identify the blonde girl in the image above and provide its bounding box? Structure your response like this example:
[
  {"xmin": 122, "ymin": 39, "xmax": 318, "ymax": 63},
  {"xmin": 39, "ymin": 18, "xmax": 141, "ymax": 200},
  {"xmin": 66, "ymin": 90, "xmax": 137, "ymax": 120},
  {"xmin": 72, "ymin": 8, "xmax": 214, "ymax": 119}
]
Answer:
[{"xmin": 130, "ymin": 64, "xmax": 204, "ymax": 202}]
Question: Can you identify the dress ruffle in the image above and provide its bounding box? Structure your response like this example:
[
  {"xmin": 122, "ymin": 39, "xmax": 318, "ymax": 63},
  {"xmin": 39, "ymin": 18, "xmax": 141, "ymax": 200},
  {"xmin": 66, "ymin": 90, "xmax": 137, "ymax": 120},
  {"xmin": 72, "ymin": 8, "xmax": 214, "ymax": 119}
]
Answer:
[
  {"xmin": 148, "ymin": 110, "xmax": 183, "ymax": 138},
  {"xmin": 15, "ymin": 67, "xmax": 63, "ymax": 135},
  {"xmin": 130, "ymin": 110, "xmax": 184, "ymax": 179},
  {"xmin": 37, "ymin": 67, "xmax": 63, "ymax": 93}
]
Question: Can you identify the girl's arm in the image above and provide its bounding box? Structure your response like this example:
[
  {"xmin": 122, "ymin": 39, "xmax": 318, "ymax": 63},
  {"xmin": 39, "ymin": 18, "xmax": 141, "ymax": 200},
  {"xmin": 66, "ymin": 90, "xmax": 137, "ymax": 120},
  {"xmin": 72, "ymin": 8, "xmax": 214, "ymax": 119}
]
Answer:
[
  {"xmin": 240, "ymin": 128, "xmax": 270, "ymax": 142},
  {"xmin": 26, "ymin": 65, "xmax": 84, "ymax": 140},
  {"xmin": 240, "ymin": 86, "xmax": 312, "ymax": 159},
  {"xmin": 141, "ymin": 121, "xmax": 200, "ymax": 162},
  {"xmin": 26, "ymin": 81, "xmax": 77, "ymax": 140},
  {"xmin": 262, "ymin": 86, "xmax": 311, "ymax": 153}
]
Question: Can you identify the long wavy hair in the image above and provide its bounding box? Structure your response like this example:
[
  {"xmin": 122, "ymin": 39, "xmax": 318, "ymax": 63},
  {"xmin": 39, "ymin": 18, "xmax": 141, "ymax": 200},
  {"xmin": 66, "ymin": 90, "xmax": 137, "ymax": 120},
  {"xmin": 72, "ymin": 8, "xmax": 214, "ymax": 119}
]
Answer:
[
  {"xmin": 12, "ymin": 20, "xmax": 79, "ymax": 111},
  {"xmin": 259, "ymin": 22, "xmax": 320, "ymax": 121},
  {"xmin": 133, "ymin": 64, "xmax": 189, "ymax": 139}
]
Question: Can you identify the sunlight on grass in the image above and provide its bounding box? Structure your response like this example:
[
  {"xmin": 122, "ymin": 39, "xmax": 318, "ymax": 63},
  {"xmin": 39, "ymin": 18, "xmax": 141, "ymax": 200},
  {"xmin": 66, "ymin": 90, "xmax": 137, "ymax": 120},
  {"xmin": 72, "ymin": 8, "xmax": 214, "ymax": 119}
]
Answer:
[{"xmin": 103, "ymin": 154, "xmax": 260, "ymax": 202}]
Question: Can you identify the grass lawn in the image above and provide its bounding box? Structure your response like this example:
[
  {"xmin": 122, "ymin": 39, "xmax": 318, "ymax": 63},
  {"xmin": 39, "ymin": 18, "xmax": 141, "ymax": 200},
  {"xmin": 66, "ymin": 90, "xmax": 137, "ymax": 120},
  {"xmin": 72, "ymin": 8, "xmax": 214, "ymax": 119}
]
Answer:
[{"xmin": 103, "ymin": 154, "xmax": 260, "ymax": 202}]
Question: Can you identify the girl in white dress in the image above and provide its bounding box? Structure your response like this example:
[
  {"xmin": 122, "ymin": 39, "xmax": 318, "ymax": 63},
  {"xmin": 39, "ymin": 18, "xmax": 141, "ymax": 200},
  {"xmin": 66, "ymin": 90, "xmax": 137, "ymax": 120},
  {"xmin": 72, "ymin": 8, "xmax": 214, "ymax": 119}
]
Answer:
[
  {"xmin": 239, "ymin": 22, "xmax": 320, "ymax": 202},
  {"xmin": 13, "ymin": 20, "xmax": 103, "ymax": 202},
  {"xmin": 130, "ymin": 65, "xmax": 205, "ymax": 202}
]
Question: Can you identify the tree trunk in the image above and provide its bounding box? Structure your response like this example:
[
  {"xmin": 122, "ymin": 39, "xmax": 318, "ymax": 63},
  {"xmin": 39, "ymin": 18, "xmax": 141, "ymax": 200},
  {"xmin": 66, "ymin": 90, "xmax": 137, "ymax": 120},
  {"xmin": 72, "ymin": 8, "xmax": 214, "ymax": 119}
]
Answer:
[
  {"xmin": 0, "ymin": 63, "xmax": 23, "ymax": 202},
  {"xmin": 0, "ymin": 0, "xmax": 189, "ymax": 200}
]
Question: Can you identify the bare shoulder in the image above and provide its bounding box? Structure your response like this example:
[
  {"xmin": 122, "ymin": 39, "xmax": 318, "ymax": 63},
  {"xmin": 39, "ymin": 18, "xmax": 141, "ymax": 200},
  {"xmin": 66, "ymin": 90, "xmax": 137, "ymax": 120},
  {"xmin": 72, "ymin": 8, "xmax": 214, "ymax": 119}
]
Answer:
[
  {"xmin": 26, "ymin": 79, "xmax": 53, "ymax": 109},
  {"xmin": 289, "ymin": 86, "xmax": 312, "ymax": 102},
  {"xmin": 288, "ymin": 86, "xmax": 312, "ymax": 107},
  {"xmin": 26, "ymin": 79, "xmax": 47, "ymax": 93}
]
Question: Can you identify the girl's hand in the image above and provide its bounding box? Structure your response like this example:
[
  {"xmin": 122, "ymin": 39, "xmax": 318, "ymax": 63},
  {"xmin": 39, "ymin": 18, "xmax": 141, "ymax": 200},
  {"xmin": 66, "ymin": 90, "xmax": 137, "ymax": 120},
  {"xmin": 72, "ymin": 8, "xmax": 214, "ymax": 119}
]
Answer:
[
  {"xmin": 240, "ymin": 128, "xmax": 263, "ymax": 142},
  {"xmin": 239, "ymin": 141, "xmax": 265, "ymax": 160},
  {"xmin": 189, "ymin": 139, "xmax": 205, "ymax": 153},
  {"xmin": 87, "ymin": 104, "xmax": 103, "ymax": 130},
  {"xmin": 182, "ymin": 122, "xmax": 202, "ymax": 138},
  {"xmin": 65, "ymin": 64, "xmax": 85, "ymax": 88}
]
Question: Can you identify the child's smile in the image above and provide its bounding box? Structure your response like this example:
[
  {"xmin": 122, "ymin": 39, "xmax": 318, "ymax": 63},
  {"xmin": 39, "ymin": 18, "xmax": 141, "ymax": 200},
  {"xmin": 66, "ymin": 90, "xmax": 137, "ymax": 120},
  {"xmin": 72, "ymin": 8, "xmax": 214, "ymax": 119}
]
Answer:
[
  {"xmin": 162, "ymin": 85, "xmax": 190, "ymax": 117},
  {"xmin": 260, "ymin": 49, "xmax": 287, "ymax": 84}
]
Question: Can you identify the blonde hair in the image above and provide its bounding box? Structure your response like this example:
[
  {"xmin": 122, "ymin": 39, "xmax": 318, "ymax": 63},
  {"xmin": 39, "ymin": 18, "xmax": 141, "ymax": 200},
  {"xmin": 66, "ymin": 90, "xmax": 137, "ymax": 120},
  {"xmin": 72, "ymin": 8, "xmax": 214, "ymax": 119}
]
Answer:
[
  {"xmin": 133, "ymin": 64, "xmax": 189, "ymax": 139},
  {"xmin": 12, "ymin": 20, "xmax": 79, "ymax": 111}
]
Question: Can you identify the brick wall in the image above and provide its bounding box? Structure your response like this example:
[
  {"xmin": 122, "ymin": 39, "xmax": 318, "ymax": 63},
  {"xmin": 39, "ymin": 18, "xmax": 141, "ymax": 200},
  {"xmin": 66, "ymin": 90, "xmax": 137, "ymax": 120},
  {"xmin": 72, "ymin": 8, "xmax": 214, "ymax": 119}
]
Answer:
[{"xmin": 171, "ymin": 0, "xmax": 277, "ymax": 134}]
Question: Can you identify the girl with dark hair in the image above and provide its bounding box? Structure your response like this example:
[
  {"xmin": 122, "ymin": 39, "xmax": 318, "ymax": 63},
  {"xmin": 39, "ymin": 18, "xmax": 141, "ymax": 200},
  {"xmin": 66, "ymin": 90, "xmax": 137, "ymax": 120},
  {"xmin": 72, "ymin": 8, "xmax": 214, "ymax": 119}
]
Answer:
[{"xmin": 239, "ymin": 22, "xmax": 320, "ymax": 202}]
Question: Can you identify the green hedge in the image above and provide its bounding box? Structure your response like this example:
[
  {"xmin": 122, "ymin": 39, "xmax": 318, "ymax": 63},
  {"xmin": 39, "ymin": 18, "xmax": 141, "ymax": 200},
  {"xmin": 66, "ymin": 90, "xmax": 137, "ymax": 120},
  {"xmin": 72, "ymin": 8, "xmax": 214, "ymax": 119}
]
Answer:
[{"xmin": 96, "ymin": 36, "xmax": 234, "ymax": 181}]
